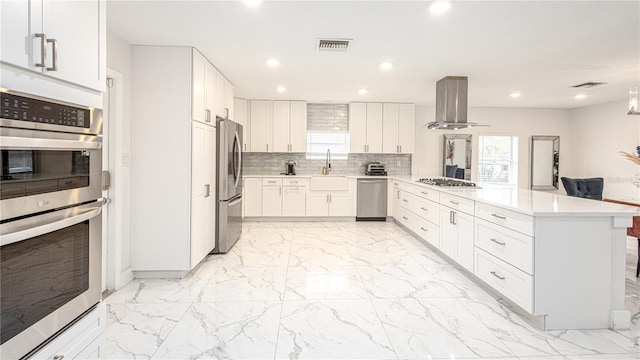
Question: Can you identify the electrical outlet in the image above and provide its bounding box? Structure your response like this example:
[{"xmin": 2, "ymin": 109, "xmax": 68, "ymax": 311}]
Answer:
[{"xmin": 396, "ymin": 160, "xmax": 401, "ymax": 166}]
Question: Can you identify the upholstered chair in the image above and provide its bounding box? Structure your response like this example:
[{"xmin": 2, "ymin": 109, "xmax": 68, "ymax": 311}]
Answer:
[{"xmin": 561, "ymin": 177, "xmax": 604, "ymax": 201}]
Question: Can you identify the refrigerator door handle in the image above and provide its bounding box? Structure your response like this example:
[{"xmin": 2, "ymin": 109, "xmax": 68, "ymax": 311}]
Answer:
[{"xmin": 234, "ymin": 130, "xmax": 242, "ymax": 188}]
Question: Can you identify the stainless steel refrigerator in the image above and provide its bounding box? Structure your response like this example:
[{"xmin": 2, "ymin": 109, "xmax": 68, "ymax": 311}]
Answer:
[{"xmin": 214, "ymin": 116, "xmax": 243, "ymax": 253}]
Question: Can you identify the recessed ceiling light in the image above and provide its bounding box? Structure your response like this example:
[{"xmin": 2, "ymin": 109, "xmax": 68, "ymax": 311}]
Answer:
[
  {"xmin": 510, "ymin": 92, "xmax": 521, "ymax": 98},
  {"xmin": 357, "ymin": 88, "xmax": 368, "ymax": 95},
  {"xmin": 276, "ymin": 86, "xmax": 286, "ymax": 93},
  {"xmin": 379, "ymin": 62, "xmax": 393, "ymax": 71},
  {"xmin": 574, "ymin": 94, "xmax": 587, "ymax": 100},
  {"xmin": 430, "ymin": 0, "xmax": 451, "ymax": 15},
  {"xmin": 266, "ymin": 59, "xmax": 279, "ymax": 67},
  {"xmin": 244, "ymin": 0, "xmax": 262, "ymax": 8}
]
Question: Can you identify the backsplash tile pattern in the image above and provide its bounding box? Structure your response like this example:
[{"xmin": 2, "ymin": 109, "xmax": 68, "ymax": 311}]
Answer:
[
  {"xmin": 242, "ymin": 153, "xmax": 411, "ymax": 176},
  {"xmin": 307, "ymin": 104, "xmax": 349, "ymax": 131}
]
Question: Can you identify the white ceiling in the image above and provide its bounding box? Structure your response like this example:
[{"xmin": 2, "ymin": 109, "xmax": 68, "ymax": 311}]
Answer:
[{"xmin": 107, "ymin": 0, "xmax": 640, "ymax": 109}]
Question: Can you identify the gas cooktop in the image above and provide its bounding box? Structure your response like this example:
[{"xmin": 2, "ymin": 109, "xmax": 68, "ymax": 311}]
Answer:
[{"xmin": 417, "ymin": 178, "xmax": 478, "ymax": 187}]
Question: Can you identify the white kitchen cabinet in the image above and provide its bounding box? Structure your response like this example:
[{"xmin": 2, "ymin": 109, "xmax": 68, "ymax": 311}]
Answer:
[
  {"xmin": 306, "ymin": 193, "xmax": 330, "ymax": 216},
  {"xmin": 243, "ymin": 177, "xmax": 262, "ymax": 217},
  {"xmin": 349, "ymin": 102, "xmax": 383, "ymax": 153},
  {"xmin": 224, "ymin": 77, "xmax": 234, "ymax": 120},
  {"xmin": 250, "ymin": 100, "xmax": 272, "ymax": 152},
  {"xmin": 306, "ymin": 192, "xmax": 352, "ymax": 216},
  {"xmin": 329, "ymin": 192, "xmax": 352, "ymax": 216},
  {"xmin": 262, "ymin": 185, "xmax": 282, "ymax": 216},
  {"xmin": 215, "ymin": 69, "xmax": 226, "ymax": 118},
  {"xmin": 282, "ymin": 186, "xmax": 306, "ymax": 216},
  {"xmin": 383, "ymin": 103, "xmax": 415, "ymax": 154},
  {"xmin": 205, "ymin": 63, "xmax": 217, "ymax": 122},
  {"xmin": 130, "ymin": 46, "xmax": 220, "ymax": 275},
  {"xmin": 234, "ymin": 98, "xmax": 250, "ymax": 152},
  {"xmin": 0, "ymin": 0, "xmax": 106, "ymax": 92},
  {"xmin": 440, "ymin": 205, "xmax": 474, "ymax": 271},
  {"xmin": 190, "ymin": 122, "xmax": 216, "ymax": 268},
  {"xmin": 273, "ymin": 100, "xmax": 307, "ymax": 153}
]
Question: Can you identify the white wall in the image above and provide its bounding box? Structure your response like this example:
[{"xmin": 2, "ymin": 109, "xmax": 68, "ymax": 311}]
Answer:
[
  {"xmin": 568, "ymin": 100, "xmax": 640, "ymax": 199},
  {"xmin": 414, "ymin": 106, "xmax": 573, "ymax": 191},
  {"xmin": 106, "ymin": 31, "xmax": 133, "ymax": 287}
]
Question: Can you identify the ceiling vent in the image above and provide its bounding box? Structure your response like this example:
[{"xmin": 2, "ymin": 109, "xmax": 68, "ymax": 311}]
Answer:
[
  {"xmin": 571, "ymin": 81, "xmax": 607, "ymax": 88},
  {"xmin": 316, "ymin": 38, "xmax": 352, "ymax": 52}
]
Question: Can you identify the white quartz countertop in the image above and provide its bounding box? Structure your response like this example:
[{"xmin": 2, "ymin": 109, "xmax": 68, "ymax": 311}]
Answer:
[{"xmin": 243, "ymin": 174, "xmax": 640, "ymax": 217}]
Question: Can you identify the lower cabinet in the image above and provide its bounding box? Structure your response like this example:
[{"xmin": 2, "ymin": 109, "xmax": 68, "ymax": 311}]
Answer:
[
  {"xmin": 306, "ymin": 193, "xmax": 329, "ymax": 216},
  {"xmin": 262, "ymin": 185, "xmax": 282, "ymax": 216},
  {"xmin": 439, "ymin": 205, "xmax": 474, "ymax": 271},
  {"xmin": 243, "ymin": 177, "xmax": 262, "ymax": 217},
  {"xmin": 306, "ymin": 192, "xmax": 352, "ymax": 216},
  {"xmin": 282, "ymin": 186, "xmax": 306, "ymax": 216}
]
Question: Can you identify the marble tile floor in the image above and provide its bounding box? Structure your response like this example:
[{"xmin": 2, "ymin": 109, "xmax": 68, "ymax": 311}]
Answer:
[{"xmin": 104, "ymin": 221, "xmax": 640, "ymax": 360}]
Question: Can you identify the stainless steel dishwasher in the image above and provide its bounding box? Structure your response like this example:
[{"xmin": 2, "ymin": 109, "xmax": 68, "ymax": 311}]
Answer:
[{"xmin": 357, "ymin": 179, "xmax": 388, "ymax": 221}]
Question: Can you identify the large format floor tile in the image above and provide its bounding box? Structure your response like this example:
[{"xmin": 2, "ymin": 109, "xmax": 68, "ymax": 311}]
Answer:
[{"xmin": 104, "ymin": 221, "xmax": 640, "ymax": 359}]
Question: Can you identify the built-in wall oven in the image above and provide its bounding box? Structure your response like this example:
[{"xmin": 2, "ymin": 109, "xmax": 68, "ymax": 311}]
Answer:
[{"xmin": 0, "ymin": 90, "xmax": 103, "ymax": 359}]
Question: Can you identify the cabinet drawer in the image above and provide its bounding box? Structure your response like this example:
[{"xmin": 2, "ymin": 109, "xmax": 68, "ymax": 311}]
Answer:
[
  {"xmin": 399, "ymin": 190, "xmax": 413, "ymax": 210},
  {"xmin": 283, "ymin": 178, "xmax": 307, "ymax": 186},
  {"xmin": 398, "ymin": 207, "xmax": 414, "ymax": 228},
  {"xmin": 475, "ymin": 219, "xmax": 533, "ymax": 274},
  {"xmin": 440, "ymin": 193, "xmax": 474, "ymax": 215},
  {"xmin": 474, "ymin": 249, "xmax": 534, "ymax": 312},
  {"xmin": 412, "ymin": 196, "xmax": 439, "ymax": 225},
  {"xmin": 413, "ymin": 216, "xmax": 439, "ymax": 248},
  {"xmin": 262, "ymin": 178, "xmax": 282, "ymax": 186},
  {"xmin": 476, "ymin": 203, "xmax": 533, "ymax": 236},
  {"xmin": 414, "ymin": 186, "xmax": 439, "ymax": 203}
]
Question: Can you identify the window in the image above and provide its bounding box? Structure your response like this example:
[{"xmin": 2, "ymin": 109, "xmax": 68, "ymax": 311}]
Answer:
[
  {"xmin": 306, "ymin": 104, "xmax": 349, "ymax": 160},
  {"xmin": 477, "ymin": 136, "xmax": 518, "ymax": 185},
  {"xmin": 306, "ymin": 132, "xmax": 349, "ymax": 160}
]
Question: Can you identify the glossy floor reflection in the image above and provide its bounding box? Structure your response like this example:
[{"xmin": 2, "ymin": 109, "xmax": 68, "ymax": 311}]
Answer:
[{"xmin": 104, "ymin": 221, "xmax": 640, "ymax": 359}]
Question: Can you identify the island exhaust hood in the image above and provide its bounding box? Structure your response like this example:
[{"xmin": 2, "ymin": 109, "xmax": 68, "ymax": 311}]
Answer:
[{"xmin": 422, "ymin": 76, "xmax": 488, "ymax": 130}]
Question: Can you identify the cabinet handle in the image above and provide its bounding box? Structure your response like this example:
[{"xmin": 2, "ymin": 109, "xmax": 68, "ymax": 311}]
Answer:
[
  {"xmin": 53, "ymin": 356, "xmax": 64, "ymax": 360},
  {"xmin": 47, "ymin": 38, "xmax": 58, "ymax": 71},
  {"xmin": 402, "ymin": 199, "xmax": 408, "ymax": 203},
  {"xmin": 35, "ymin": 33, "xmax": 47, "ymax": 68},
  {"xmin": 449, "ymin": 200, "xmax": 459, "ymax": 205},
  {"xmin": 402, "ymin": 216, "xmax": 408, "ymax": 220},
  {"xmin": 205, "ymin": 109, "xmax": 211, "ymax": 123},
  {"xmin": 326, "ymin": 194, "xmax": 329, "ymax": 203},
  {"xmin": 204, "ymin": 184, "xmax": 210, "ymax": 197},
  {"xmin": 279, "ymin": 187, "xmax": 282, "ymax": 195},
  {"xmin": 490, "ymin": 238, "xmax": 506, "ymax": 246},
  {"xmin": 268, "ymin": 181, "xmax": 276, "ymax": 183},
  {"xmin": 421, "ymin": 191, "xmax": 429, "ymax": 196},
  {"xmin": 266, "ymin": 144, "xmax": 269, "ymax": 152},
  {"xmin": 420, "ymin": 227, "xmax": 428, "ymax": 232},
  {"xmin": 244, "ymin": 144, "xmax": 247, "ymax": 151},
  {"xmin": 490, "ymin": 271, "xmax": 506, "ymax": 280},
  {"xmin": 397, "ymin": 190, "xmax": 400, "ymax": 199},
  {"xmin": 400, "ymin": 145, "xmax": 402, "ymax": 153},
  {"xmin": 329, "ymin": 194, "xmax": 332, "ymax": 202},
  {"xmin": 396, "ymin": 145, "xmax": 399, "ymax": 153},
  {"xmin": 420, "ymin": 207, "xmax": 428, "ymax": 211},
  {"xmin": 450, "ymin": 211, "xmax": 457, "ymax": 225},
  {"xmin": 491, "ymin": 213, "xmax": 507, "ymax": 220},
  {"xmin": 225, "ymin": 107, "xmax": 229, "ymax": 118}
]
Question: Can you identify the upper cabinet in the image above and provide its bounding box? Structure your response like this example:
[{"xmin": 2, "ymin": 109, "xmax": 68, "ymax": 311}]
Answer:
[
  {"xmin": 273, "ymin": 101, "xmax": 307, "ymax": 153},
  {"xmin": 234, "ymin": 98, "xmax": 250, "ymax": 152},
  {"xmin": 1, "ymin": 0, "xmax": 106, "ymax": 91},
  {"xmin": 191, "ymin": 49, "xmax": 234, "ymax": 124},
  {"xmin": 383, "ymin": 103, "xmax": 415, "ymax": 154},
  {"xmin": 249, "ymin": 100, "xmax": 272, "ymax": 152},
  {"xmin": 349, "ymin": 102, "xmax": 383, "ymax": 153}
]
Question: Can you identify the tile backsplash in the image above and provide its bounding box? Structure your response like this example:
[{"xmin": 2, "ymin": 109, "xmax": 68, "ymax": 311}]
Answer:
[{"xmin": 242, "ymin": 153, "xmax": 411, "ymax": 176}]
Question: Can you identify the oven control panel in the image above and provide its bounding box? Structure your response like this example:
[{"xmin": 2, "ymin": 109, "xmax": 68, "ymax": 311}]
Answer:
[{"xmin": 1, "ymin": 92, "xmax": 90, "ymax": 129}]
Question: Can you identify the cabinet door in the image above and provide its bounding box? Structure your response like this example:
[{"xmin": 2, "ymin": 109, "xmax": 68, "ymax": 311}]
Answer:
[
  {"xmin": 388, "ymin": 183, "xmax": 399, "ymax": 218},
  {"xmin": 439, "ymin": 207, "xmax": 456, "ymax": 259},
  {"xmin": 191, "ymin": 50, "xmax": 206, "ymax": 123},
  {"xmin": 224, "ymin": 78, "xmax": 234, "ymax": 120},
  {"xmin": 234, "ymin": 98, "xmax": 250, "ymax": 152},
  {"xmin": 262, "ymin": 186, "xmax": 282, "ymax": 216},
  {"xmin": 306, "ymin": 193, "xmax": 329, "ymax": 216},
  {"xmin": 249, "ymin": 100, "xmax": 271, "ymax": 152},
  {"xmin": 282, "ymin": 186, "xmax": 306, "ymax": 216},
  {"xmin": 191, "ymin": 123, "xmax": 207, "ymax": 267},
  {"xmin": 214, "ymin": 69, "xmax": 225, "ymax": 117},
  {"xmin": 398, "ymin": 104, "xmax": 415, "ymax": 154},
  {"xmin": 366, "ymin": 103, "xmax": 383, "ymax": 153},
  {"xmin": 272, "ymin": 101, "xmax": 290, "ymax": 152},
  {"xmin": 349, "ymin": 102, "xmax": 367, "ymax": 153},
  {"xmin": 382, "ymin": 103, "xmax": 399, "ymax": 153},
  {"xmin": 243, "ymin": 177, "xmax": 262, "ymax": 217},
  {"xmin": 289, "ymin": 101, "xmax": 307, "ymax": 152},
  {"xmin": 42, "ymin": 0, "xmax": 105, "ymax": 91},
  {"xmin": 329, "ymin": 192, "xmax": 352, "ymax": 217},
  {"xmin": 204, "ymin": 62, "xmax": 216, "ymax": 124},
  {"xmin": 455, "ymin": 211, "xmax": 474, "ymax": 272},
  {"xmin": 204, "ymin": 125, "xmax": 216, "ymax": 254},
  {"xmin": 1, "ymin": 0, "xmax": 42, "ymax": 71}
]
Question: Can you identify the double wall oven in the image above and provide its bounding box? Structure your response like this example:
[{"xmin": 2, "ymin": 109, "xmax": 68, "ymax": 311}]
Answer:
[{"xmin": 0, "ymin": 91, "xmax": 103, "ymax": 359}]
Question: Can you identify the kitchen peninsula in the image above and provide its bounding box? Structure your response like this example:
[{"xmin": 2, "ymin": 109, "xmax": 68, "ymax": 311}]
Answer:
[{"xmin": 244, "ymin": 174, "xmax": 640, "ymax": 331}]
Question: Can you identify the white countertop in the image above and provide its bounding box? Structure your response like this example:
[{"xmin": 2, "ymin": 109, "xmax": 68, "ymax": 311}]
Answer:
[{"xmin": 243, "ymin": 174, "xmax": 640, "ymax": 217}]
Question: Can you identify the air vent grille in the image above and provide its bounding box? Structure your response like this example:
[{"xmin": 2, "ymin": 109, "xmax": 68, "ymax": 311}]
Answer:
[
  {"xmin": 316, "ymin": 38, "xmax": 352, "ymax": 52},
  {"xmin": 571, "ymin": 82, "xmax": 607, "ymax": 88}
]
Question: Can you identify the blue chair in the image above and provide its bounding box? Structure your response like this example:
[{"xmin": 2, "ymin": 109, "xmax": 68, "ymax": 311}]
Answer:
[
  {"xmin": 445, "ymin": 165, "xmax": 458, "ymax": 178},
  {"xmin": 561, "ymin": 177, "xmax": 604, "ymax": 201}
]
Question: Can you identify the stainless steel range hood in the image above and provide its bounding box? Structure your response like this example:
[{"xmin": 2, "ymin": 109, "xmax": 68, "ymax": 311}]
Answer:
[{"xmin": 422, "ymin": 76, "xmax": 488, "ymax": 130}]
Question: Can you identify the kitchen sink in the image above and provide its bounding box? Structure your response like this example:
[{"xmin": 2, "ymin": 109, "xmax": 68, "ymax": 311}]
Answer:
[{"xmin": 309, "ymin": 176, "xmax": 349, "ymax": 191}]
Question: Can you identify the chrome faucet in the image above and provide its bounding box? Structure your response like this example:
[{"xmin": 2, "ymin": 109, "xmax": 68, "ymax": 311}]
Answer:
[{"xmin": 323, "ymin": 149, "xmax": 332, "ymax": 175}]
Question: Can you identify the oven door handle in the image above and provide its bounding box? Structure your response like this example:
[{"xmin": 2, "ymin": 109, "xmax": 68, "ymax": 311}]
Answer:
[
  {"xmin": 0, "ymin": 136, "xmax": 102, "ymax": 150},
  {"xmin": 0, "ymin": 203, "xmax": 103, "ymax": 246}
]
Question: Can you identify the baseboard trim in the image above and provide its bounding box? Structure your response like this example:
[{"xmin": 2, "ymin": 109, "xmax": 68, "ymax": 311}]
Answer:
[
  {"xmin": 133, "ymin": 270, "xmax": 189, "ymax": 279},
  {"xmin": 242, "ymin": 217, "xmax": 357, "ymax": 222},
  {"xmin": 119, "ymin": 268, "xmax": 134, "ymax": 288}
]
